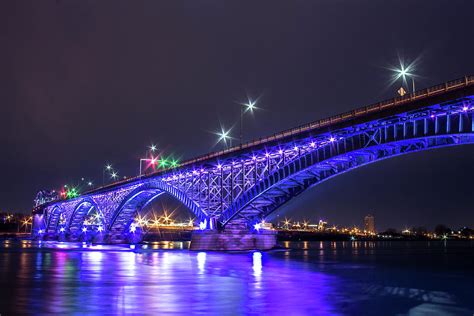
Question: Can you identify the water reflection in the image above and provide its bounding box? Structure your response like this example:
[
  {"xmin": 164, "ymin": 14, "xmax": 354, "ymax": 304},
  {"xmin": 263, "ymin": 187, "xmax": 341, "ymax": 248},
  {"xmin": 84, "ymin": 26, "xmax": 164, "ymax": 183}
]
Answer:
[
  {"xmin": 252, "ymin": 252, "xmax": 262, "ymax": 293},
  {"xmin": 197, "ymin": 252, "xmax": 206, "ymax": 274},
  {"xmin": 0, "ymin": 240, "xmax": 473, "ymax": 315},
  {"xmin": 252, "ymin": 252, "xmax": 262, "ymax": 276}
]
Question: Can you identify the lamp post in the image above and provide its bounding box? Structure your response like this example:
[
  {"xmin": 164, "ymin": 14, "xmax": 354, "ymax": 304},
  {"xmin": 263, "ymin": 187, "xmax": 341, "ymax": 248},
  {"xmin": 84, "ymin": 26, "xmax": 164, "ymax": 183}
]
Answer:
[
  {"xmin": 392, "ymin": 60, "xmax": 416, "ymax": 94},
  {"xmin": 103, "ymin": 164, "xmax": 113, "ymax": 185},
  {"xmin": 397, "ymin": 66, "xmax": 415, "ymax": 93},
  {"xmin": 240, "ymin": 99, "xmax": 257, "ymax": 146},
  {"xmin": 217, "ymin": 127, "xmax": 232, "ymax": 149},
  {"xmin": 139, "ymin": 144, "xmax": 158, "ymax": 176},
  {"xmin": 111, "ymin": 171, "xmax": 118, "ymax": 180},
  {"xmin": 139, "ymin": 157, "xmax": 158, "ymax": 176}
]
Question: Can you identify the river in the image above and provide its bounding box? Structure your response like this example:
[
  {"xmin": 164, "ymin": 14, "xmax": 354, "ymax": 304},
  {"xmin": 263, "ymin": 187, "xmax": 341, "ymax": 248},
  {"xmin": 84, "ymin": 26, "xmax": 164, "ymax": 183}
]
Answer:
[{"xmin": 0, "ymin": 240, "xmax": 473, "ymax": 315}]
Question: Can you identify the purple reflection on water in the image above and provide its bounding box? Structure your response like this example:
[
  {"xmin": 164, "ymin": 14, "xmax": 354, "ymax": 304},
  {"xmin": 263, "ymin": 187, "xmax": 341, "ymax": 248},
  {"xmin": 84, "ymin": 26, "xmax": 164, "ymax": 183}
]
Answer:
[{"xmin": 0, "ymin": 240, "xmax": 473, "ymax": 315}]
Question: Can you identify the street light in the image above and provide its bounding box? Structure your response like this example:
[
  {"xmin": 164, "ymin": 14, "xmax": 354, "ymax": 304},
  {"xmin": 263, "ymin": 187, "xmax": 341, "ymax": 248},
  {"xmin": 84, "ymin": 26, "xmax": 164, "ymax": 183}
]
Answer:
[
  {"xmin": 140, "ymin": 157, "xmax": 158, "ymax": 176},
  {"xmin": 395, "ymin": 64, "xmax": 415, "ymax": 93},
  {"xmin": 390, "ymin": 58, "xmax": 418, "ymax": 94},
  {"xmin": 21, "ymin": 217, "xmax": 32, "ymax": 233},
  {"xmin": 103, "ymin": 164, "xmax": 113, "ymax": 185},
  {"xmin": 139, "ymin": 144, "xmax": 159, "ymax": 176},
  {"xmin": 217, "ymin": 127, "xmax": 233, "ymax": 148},
  {"xmin": 111, "ymin": 171, "xmax": 118, "ymax": 180},
  {"xmin": 240, "ymin": 98, "xmax": 258, "ymax": 146}
]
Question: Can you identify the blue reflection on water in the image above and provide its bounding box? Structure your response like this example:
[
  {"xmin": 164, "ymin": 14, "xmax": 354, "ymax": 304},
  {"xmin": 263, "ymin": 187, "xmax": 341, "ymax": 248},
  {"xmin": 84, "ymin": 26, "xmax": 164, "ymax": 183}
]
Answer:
[
  {"xmin": 197, "ymin": 251, "xmax": 206, "ymax": 274},
  {"xmin": 252, "ymin": 252, "xmax": 262, "ymax": 276},
  {"xmin": 0, "ymin": 240, "xmax": 473, "ymax": 315}
]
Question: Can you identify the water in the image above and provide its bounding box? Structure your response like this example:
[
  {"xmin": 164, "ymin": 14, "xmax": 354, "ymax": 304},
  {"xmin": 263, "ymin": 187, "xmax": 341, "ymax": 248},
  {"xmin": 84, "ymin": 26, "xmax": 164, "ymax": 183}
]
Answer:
[{"xmin": 0, "ymin": 240, "xmax": 473, "ymax": 315}]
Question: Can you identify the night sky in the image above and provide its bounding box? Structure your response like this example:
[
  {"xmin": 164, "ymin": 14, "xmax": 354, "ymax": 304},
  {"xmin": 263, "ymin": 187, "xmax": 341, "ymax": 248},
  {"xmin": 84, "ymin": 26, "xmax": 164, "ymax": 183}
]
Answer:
[{"xmin": 1, "ymin": 1, "xmax": 473, "ymax": 230}]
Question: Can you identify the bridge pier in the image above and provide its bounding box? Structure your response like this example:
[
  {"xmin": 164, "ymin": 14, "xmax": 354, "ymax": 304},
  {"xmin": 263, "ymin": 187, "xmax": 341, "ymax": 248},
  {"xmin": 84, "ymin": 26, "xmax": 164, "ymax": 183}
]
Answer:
[
  {"xmin": 32, "ymin": 214, "xmax": 45, "ymax": 240},
  {"xmin": 190, "ymin": 222, "xmax": 277, "ymax": 251}
]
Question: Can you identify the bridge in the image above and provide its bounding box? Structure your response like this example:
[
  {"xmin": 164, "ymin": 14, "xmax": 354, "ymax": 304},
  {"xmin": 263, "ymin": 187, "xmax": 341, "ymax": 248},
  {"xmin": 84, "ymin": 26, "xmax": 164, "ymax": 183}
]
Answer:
[{"xmin": 32, "ymin": 76, "xmax": 474, "ymax": 250}]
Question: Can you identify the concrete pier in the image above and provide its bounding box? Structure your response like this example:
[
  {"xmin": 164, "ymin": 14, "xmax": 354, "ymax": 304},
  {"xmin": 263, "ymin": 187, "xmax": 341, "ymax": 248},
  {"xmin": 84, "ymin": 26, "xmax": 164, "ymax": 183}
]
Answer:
[{"xmin": 189, "ymin": 222, "xmax": 277, "ymax": 251}]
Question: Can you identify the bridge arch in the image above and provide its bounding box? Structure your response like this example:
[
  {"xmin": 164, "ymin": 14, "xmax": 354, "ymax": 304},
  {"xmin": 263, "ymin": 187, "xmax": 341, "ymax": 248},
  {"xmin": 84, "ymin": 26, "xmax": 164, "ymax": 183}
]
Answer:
[
  {"xmin": 67, "ymin": 198, "xmax": 101, "ymax": 236},
  {"xmin": 221, "ymin": 133, "xmax": 474, "ymax": 227},
  {"xmin": 45, "ymin": 206, "xmax": 62, "ymax": 233},
  {"xmin": 107, "ymin": 181, "xmax": 207, "ymax": 239}
]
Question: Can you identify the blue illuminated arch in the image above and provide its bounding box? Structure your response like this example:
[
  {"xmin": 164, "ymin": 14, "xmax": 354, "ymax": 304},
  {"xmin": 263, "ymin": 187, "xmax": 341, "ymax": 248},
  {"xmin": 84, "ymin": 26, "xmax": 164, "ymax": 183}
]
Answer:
[
  {"xmin": 67, "ymin": 198, "xmax": 99, "ymax": 235},
  {"xmin": 107, "ymin": 181, "xmax": 207, "ymax": 238},
  {"xmin": 45, "ymin": 206, "xmax": 62, "ymax": 233}
]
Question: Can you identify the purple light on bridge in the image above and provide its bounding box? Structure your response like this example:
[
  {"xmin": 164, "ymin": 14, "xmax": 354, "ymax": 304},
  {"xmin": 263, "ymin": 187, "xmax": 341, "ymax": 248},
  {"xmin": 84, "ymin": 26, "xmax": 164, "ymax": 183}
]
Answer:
[{"xmin": 82, "ymin": 227, "xmax": 87, "ymax": 233}]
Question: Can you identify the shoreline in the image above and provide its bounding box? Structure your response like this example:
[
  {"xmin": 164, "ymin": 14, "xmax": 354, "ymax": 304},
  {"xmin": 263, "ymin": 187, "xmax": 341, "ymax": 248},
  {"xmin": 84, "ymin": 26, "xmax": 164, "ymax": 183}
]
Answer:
[{"xmin": 1, "ymin": 232, "xmax": 471, "ymax": 243}]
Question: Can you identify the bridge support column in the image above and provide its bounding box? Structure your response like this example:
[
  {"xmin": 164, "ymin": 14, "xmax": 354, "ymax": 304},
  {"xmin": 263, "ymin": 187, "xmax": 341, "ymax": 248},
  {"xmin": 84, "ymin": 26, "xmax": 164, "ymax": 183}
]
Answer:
[
  {"xmin": 32, "ymin": 214, "xmax": 46, "ymax": 240},
  {"xmin": 190, "ymin": 222, "xmax": 277, "ymax": 251}
]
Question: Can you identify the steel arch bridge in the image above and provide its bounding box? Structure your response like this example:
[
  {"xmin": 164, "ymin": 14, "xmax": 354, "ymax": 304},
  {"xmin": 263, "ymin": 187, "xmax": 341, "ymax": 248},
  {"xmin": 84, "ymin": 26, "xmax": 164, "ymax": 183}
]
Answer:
[{"xmin": 33, "ymin": 76, "xmax": 474, "ymax": 243}]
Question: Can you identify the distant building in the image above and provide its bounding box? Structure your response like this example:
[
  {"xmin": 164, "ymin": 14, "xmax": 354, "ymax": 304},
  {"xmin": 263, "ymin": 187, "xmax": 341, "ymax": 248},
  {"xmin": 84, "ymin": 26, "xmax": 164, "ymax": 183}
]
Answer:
[
  {"xmin": 364, "ymin": 214, "xmax": 375, "ymax": 233},
  {"xmin": 318, "ymin": 220, "xmax": 327, "ymax": 231},
  {"xmin": 261, "ymin": 222, "xmax": 273, "ymax": 230}
]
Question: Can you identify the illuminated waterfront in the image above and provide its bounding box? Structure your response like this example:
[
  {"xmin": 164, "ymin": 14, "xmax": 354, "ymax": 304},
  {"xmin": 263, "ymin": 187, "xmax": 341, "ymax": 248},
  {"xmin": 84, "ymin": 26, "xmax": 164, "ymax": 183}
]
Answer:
[{"xmin": 0, "ymin": 240, "xmax": 473, "ymax": 315}]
